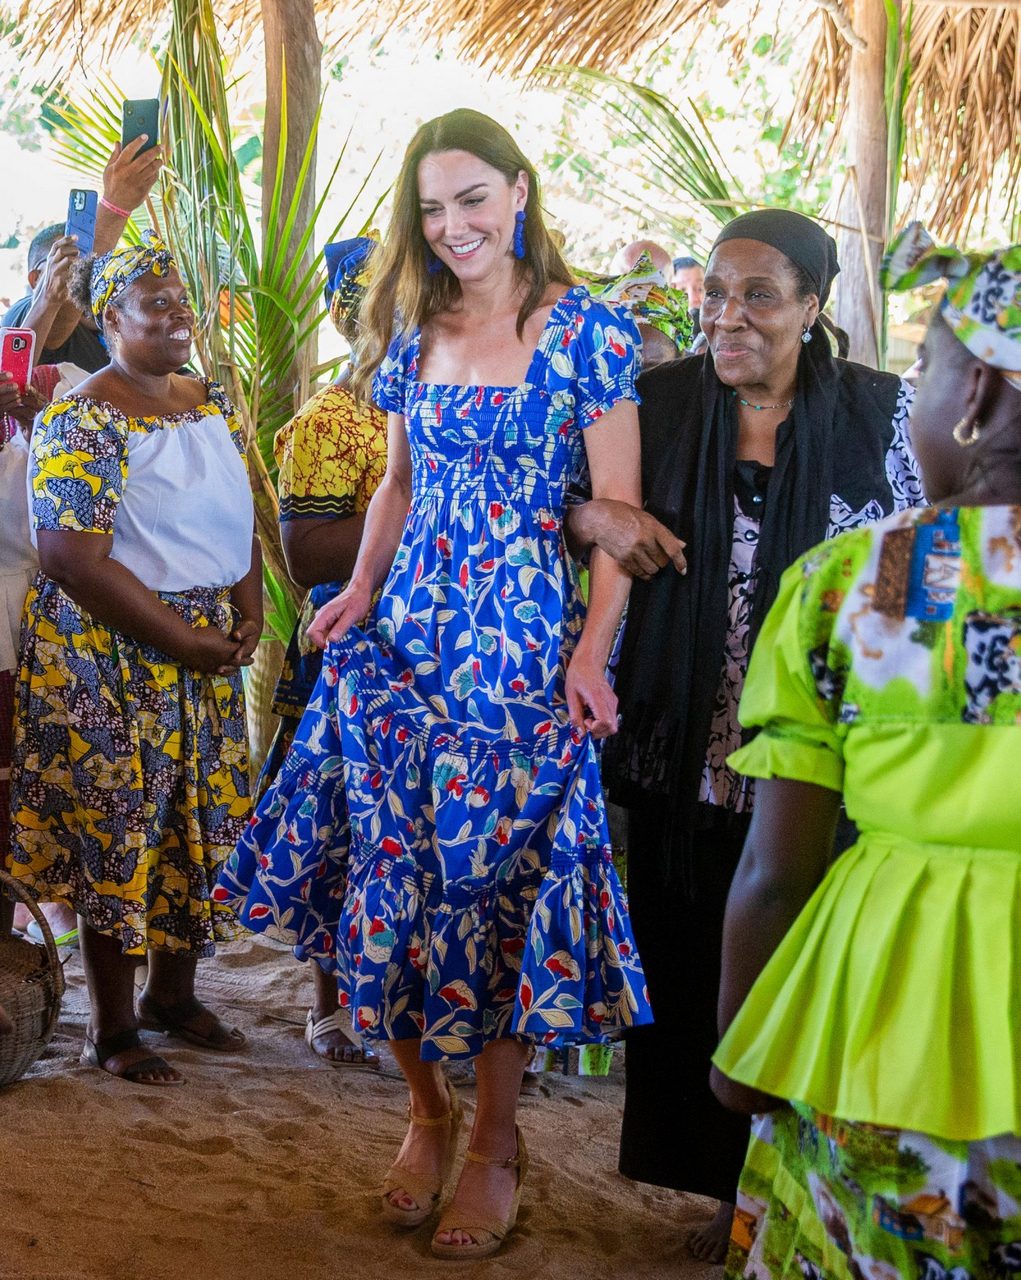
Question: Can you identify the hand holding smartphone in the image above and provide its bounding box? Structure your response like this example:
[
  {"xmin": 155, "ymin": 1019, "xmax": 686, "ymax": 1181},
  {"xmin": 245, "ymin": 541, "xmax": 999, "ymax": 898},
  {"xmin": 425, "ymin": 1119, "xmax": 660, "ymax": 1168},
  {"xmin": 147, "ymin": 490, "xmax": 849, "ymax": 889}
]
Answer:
[
  {"xmin": 121, "ymin": 98, "xmax": 160, "ymax": 154},
  {"xmin": 0, "ymin": 329, "xmax": 36, "ymax": 397},
  {"xmin": 66, "ymin": 188, "xmax": 98, "ymax": 255}
]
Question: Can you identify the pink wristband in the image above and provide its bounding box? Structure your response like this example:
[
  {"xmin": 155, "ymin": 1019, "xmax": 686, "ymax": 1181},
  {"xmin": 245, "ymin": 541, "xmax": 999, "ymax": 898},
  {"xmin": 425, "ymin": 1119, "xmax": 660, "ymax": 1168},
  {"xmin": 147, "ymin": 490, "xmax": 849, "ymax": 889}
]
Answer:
[{"xmin": 99, "ymin": 195, "xmax": 131, "ymax": 218}]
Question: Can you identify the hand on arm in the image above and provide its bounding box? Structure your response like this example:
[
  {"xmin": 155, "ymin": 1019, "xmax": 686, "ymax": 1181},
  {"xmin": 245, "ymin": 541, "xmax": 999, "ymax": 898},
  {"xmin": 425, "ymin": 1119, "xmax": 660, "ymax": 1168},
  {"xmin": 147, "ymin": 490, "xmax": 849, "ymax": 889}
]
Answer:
[
  {"xmin": 710, "ymin": 777, "xmax": 840, "ymax": 1113},
  {"xmin": 565, "ymin": 400, "xmax": 641, "ymax": 738},
  {"xmin": 37, "ymin": 529, "xmax": 241, "ymax": 674},
  {"xmin": 565, "ymin": 498, "xmax": 686, "ymax": 580},
  {"xmin": 308, "ymin": 412, "xmax": 411, "ymax": 648}
]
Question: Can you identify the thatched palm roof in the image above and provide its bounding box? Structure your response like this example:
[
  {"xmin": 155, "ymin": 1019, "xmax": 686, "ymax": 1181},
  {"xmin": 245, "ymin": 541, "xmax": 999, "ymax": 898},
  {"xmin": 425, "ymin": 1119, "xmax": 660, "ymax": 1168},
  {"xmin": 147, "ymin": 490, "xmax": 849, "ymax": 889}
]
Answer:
[{"xmin": 13, "ymin": 0, "xmax": 1021, "ymax": 238}]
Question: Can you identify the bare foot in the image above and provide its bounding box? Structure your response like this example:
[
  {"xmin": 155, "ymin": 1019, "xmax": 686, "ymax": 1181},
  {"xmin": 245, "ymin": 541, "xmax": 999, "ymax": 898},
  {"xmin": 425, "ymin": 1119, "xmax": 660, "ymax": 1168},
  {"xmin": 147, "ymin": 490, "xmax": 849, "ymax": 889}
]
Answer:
[
  {"xmin": 433, "ymin": 1138, "xmax": 520, "ymax": 1249},
  {"xmin": 689, "ymin": 1200, "xmax": 734, "ymax": 1263}
]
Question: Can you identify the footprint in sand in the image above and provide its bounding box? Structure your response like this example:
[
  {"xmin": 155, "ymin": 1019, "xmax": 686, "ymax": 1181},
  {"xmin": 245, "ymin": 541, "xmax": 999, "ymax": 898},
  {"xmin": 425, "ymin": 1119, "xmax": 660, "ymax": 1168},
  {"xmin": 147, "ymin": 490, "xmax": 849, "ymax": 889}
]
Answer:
[{"xmin": 130, "ymin": 1123, "xmax": 236, "ymax": 1156}]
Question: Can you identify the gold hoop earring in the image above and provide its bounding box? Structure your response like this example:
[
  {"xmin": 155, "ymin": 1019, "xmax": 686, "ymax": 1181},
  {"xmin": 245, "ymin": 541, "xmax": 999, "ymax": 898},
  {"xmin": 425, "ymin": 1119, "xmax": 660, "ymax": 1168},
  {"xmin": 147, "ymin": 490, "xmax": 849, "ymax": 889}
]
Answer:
[{"xmin": 952, "ymin": 416, "xmax": 982, "ymax": 447}]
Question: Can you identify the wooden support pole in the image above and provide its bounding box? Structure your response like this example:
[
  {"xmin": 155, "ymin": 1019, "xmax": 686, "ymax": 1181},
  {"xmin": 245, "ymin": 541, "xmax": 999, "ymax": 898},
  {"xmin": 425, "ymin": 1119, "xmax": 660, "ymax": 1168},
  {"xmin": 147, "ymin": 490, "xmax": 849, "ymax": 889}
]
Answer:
[
  {"xmin": 260, "ymin": 0, "xmax": 322, "ymax": 398},
  {"xmin": 834, "ymin": 0, "xmax": 895, "ymax": 368}
]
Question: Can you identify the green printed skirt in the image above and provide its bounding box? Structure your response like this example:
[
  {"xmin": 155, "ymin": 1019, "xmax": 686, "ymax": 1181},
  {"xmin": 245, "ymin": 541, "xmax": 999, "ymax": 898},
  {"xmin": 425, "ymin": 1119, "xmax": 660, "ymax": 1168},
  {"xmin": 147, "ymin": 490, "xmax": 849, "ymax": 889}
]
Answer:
[{"xmin": 728, "ymin": 1104, "xmax": 1021, "ymax": 1280}]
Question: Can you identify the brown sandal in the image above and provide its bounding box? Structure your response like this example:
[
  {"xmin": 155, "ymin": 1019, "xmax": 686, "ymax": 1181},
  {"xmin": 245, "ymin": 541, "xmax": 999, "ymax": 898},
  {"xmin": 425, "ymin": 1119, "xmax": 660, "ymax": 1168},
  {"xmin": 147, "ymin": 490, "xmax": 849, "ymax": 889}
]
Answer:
[
  {"xmin": 381, "ymin": 1080, "xmax": 463, "ymax": 1228},
  {"xmin": 430, "ymin": 1126, "xmax": 528, "ymax": 1260},
  {"xmin": 137, "ymin": 994, "xmax": 245, "ymax": 1052}
]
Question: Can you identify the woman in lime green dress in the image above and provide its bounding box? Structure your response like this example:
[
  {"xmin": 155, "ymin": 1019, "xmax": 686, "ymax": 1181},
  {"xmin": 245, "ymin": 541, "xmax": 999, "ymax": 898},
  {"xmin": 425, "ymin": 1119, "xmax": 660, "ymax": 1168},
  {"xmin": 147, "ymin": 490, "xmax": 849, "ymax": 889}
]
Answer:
[{"xmin": 711, "ymin": 225, "xmax": 1021, "ymax": 1280}]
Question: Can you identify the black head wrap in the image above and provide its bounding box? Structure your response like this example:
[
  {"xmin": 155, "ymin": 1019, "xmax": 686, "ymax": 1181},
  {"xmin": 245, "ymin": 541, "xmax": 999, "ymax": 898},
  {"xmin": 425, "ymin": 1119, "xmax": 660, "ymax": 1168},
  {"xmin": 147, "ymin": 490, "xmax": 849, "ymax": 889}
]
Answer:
[{"xmin": 711, "ymin": 209, "xmax": 840, "ymax": 306}]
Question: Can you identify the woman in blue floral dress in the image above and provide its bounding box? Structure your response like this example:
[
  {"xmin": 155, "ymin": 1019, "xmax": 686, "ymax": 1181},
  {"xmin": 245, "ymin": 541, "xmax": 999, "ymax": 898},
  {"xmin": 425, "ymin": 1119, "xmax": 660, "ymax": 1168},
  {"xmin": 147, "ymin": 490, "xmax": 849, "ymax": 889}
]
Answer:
[{"xmin": 237, "ymin": 109, "xmax": 652, "ymax": 1258}]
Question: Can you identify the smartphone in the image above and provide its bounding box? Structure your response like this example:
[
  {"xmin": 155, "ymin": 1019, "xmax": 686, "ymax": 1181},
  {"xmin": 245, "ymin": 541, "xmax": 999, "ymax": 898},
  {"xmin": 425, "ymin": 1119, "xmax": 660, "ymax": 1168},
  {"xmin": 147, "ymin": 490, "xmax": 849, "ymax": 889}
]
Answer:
[
  {"xmin": 0, "ymin": 329, "xmax": 36, "ymax": 396},
  {"xmin": 66, "ymin": 188, "xmax": 98, "ymax": 255},
  {"xmin": 121, "ymin": 98, "xmax": 160, "ymax": 154}
]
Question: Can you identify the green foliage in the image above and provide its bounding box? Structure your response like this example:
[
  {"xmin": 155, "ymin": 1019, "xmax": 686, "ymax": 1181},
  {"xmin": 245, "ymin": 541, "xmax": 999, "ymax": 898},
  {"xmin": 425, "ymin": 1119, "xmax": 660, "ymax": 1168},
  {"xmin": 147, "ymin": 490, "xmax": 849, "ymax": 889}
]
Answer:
[
  {"xmin": 547, "ymin": 25, "xmax": 839, "ymax": 259},
  {"xmin": 549, "ymin": 64, "xmax": 745, "ymax": 246},
  {"xmin": 41, "ymin": 0, "xmax": 383, "ymax": 646}
]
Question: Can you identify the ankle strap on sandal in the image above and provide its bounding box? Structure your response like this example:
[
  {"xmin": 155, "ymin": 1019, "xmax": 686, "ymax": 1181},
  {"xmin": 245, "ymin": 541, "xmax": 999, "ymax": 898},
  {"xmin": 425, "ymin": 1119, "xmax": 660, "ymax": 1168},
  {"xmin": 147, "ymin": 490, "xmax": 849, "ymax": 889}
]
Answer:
[
  {"xmin": 464, "ymin": 1147, "xmax": 520, "ymax": 1169},
  {"xmin": 407, "ymin": 1106, "xmax": 453, "ymax": 1127}
]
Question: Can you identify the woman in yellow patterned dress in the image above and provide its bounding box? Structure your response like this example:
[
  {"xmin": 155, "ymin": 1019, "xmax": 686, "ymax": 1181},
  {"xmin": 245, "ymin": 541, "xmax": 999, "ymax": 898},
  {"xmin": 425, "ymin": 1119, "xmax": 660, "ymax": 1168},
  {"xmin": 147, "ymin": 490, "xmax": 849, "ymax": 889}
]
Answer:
[{"xmin": 7, "ymin": 234, "xmax": 262, "ymax": 1086}]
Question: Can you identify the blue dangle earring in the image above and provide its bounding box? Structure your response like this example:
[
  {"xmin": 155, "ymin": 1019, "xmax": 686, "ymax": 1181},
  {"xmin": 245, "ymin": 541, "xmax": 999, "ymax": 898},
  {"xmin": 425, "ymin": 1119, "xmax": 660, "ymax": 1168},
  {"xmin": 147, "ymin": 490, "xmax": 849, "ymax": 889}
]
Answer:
[
  {"xmin": 513, "ymin": 210, "xmax": 527, "ymax": 260},
  {"xmin": 427, "ymin": 249, "xmax": 443, "ymax": 275},
  {"xmin": 801, "ymin": 324, "xmax": 813, "ymax": 344}
]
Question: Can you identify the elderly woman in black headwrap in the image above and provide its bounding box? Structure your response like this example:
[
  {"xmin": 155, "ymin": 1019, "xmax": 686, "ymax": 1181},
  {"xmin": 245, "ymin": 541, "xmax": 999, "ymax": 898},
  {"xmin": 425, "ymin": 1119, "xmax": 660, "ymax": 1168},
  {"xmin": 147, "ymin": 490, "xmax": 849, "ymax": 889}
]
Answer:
[{"xmin": 601, "ymin": 209, "xmax": 925, "ymax": 1260}]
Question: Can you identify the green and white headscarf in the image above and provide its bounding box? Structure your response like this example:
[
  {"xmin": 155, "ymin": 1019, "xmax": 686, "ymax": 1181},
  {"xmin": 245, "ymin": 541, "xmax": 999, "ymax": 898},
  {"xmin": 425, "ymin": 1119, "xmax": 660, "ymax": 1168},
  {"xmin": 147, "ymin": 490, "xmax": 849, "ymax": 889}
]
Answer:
[
  {"xmin": 578, "ymin": 252, "xmax": 692, "ymax": 351},
  {"xmin": 882, "ymin": 221, "xmax": 1021, "ymax": 390}
]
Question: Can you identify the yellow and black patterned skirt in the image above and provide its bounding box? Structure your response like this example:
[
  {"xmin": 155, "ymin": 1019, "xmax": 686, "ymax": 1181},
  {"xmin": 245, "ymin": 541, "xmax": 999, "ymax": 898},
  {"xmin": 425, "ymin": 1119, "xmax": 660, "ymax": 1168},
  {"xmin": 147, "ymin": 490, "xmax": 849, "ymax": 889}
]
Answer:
[{"xmin": 7, "ymin": 575, "xmax": 251, "ymax": 956}]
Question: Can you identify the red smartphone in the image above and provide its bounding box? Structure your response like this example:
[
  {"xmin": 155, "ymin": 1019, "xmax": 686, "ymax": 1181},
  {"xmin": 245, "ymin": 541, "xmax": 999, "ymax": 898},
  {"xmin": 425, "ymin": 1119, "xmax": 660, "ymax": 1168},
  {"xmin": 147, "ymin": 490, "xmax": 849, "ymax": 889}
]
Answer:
[
  {"xmin": 66, "ymin": 188, "xmax": 98, "ymax": 255},
  {"xmin": 0, "ymin": 328, "xmax": 35, "ymax": 396},
  {"xmin": 121, "ymin": 98, "xmax": 160, "ymax": 154}
]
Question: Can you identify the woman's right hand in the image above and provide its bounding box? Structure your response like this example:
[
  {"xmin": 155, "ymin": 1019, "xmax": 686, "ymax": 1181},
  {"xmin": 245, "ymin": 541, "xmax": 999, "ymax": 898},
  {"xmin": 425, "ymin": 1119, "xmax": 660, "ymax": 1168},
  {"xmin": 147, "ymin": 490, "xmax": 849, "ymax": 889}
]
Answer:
[
  {"xmin": 308, "ymin": 580, "xmax": 374, "ymax": 649},
  {"xmin": 567, "ymin": 499, "xmax": 687, "ymax": 579},
  {"xmin": 181, "ymin": 625, "xmax": 243, "ymax": 674}
]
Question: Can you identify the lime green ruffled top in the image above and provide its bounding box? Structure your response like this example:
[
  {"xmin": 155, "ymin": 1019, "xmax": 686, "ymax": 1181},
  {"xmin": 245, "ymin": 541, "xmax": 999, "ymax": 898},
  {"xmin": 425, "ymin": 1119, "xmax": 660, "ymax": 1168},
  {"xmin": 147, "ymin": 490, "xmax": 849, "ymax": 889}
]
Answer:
[{"xmin": 713, "ymin": 504, "xmax": 1021, "ymax": 1141}]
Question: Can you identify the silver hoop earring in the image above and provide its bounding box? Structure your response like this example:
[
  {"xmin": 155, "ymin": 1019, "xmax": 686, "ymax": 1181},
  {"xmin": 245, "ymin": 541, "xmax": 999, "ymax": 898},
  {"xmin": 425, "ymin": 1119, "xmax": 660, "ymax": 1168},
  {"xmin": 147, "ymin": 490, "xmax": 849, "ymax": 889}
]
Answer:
[
  {"xmin": 952, "ymin": 416, "xmax": 982, "ymax": 447},
  {"xmin": 801, "ymin": 326, "xmax": 813, "ymax": 345}
]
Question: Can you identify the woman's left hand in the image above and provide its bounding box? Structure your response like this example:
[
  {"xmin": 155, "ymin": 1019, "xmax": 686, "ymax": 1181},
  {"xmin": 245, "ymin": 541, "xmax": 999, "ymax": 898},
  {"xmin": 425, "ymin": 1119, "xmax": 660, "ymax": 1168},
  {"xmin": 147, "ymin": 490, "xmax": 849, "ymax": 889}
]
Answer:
[
  {"xmin": 565, "ymin": 649, "xmax": 618, "ymax": 739},
  {"xmin": 221, "ymin": 618, "xmax": 260, "ymax": 674}
]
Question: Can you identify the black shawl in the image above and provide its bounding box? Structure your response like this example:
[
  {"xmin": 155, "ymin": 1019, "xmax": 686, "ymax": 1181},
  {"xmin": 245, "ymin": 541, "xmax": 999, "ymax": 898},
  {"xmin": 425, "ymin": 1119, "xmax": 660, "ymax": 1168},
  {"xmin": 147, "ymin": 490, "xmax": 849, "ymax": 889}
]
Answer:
[{"xmin": 604, "ymin": 326, "xmax": 905, "ymax": 878}]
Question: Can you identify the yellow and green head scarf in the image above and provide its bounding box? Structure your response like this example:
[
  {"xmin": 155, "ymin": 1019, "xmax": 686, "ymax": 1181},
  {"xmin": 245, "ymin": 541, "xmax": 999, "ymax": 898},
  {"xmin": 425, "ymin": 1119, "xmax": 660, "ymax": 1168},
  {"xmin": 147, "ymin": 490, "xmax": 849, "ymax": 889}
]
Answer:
[
  {"xmin": 88, "ymin": 230, "xmax": 177, "ymax": 331},
  {"xmin": 882, "ymin": 222, "xmax": 1021, "ymax": 390},
  {"xmin": 577, "ymin": 252, "xmax": 692, "ymax": 351}
]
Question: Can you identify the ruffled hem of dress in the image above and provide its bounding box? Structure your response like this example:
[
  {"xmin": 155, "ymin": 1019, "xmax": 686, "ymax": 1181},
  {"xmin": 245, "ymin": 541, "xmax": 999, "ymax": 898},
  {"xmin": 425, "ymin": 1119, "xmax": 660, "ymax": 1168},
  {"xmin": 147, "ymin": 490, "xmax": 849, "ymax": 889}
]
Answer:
[
  {"xmin": 338, "ymin": 833, "xmax": 652, "ymax": 1061},
  {"xmin": 213, "ymin": 705, "xmax": 350, "ymax": 977},
  {"xmin": 713, "ymin": 831, "xmax": 1021, "ymax": 1141}
]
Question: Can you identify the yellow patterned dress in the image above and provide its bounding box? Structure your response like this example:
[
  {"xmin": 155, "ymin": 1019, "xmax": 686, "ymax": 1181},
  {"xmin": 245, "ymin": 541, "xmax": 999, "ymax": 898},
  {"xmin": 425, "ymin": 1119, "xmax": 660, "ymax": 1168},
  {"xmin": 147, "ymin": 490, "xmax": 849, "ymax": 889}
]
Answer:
[
  {"xmin": 268, "ymin": 382, "xmax": 388, "ymax": 723},
  {"xmin": 7, "ymin": 383, "xmax": 255, "ymax": 956}
]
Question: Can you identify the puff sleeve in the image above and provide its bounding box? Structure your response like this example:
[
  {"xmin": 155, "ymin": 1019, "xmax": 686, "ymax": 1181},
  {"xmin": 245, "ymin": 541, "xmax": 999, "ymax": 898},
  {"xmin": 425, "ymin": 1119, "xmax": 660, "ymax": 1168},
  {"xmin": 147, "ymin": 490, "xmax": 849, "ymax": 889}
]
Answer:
[
  {"xmin": 545, "ymin": 295, "xmax": 641, "ymax": 426},
  {"xmin": 372, "ymin": 330, "xmax": 414, "ymax": 416},
  {"xmin": 727, "ymin": 534, "xmax": 875, "ymax": 794},
  {"xmin": 30, "ymin": 396, "xmax": 129, "ymax": 535}
]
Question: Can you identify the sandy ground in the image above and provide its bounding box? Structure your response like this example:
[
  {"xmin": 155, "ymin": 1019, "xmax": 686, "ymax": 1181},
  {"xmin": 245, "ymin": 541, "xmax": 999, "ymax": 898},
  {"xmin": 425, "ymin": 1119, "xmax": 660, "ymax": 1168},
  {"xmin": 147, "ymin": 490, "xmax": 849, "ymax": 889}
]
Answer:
[{"xmin": 0, "ymin": 937, "xmax": 722, "ymax": 1280}]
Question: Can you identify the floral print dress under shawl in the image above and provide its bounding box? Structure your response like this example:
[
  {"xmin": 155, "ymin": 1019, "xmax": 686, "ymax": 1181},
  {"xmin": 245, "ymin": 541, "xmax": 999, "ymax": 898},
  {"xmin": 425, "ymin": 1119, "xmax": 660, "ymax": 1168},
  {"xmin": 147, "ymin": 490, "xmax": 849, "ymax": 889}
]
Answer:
[{"xmin": 229, "ymin": 286, "xmax": 653, "ymax": 1059}]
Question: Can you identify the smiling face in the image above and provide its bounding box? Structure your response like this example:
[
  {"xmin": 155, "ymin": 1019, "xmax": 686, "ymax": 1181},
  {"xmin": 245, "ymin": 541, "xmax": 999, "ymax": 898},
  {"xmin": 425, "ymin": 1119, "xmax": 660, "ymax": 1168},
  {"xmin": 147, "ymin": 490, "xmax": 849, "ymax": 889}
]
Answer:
[
  {"xmin": 700, "ymin": 239, "xmax": 819, "ymax": 391},
  {"xmin": 417, "ymin": 149, "xmax": 527, "ymax": 284},
  {"xmin": 105, "ymin": 267, "xmax": 194, "ymax": 371}
]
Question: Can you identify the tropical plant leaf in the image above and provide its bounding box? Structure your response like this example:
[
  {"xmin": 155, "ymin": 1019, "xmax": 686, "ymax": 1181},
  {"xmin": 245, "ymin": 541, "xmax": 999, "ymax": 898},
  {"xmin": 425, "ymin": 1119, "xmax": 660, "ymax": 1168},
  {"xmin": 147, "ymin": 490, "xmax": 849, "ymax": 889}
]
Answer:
[{"xmin": 546, "ymin": 64, "xmax": 749, "ymax": 249}]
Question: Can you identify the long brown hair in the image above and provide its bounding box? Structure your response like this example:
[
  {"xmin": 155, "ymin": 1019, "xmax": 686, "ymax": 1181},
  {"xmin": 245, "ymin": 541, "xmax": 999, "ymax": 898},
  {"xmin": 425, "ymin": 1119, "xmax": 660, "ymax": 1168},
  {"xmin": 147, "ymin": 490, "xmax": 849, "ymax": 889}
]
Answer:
[{"xmin": 353, "ymin": 108, "xmax": 574, "ymax": 402}]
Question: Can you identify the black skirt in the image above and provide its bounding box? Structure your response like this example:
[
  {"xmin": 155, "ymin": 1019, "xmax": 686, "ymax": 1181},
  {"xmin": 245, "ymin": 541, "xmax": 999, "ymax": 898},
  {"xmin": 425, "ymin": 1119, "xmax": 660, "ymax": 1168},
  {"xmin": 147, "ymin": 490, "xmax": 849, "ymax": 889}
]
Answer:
[{"xmin": 618, "ymin": 806, "xmax": 751, "ymax": 1202}]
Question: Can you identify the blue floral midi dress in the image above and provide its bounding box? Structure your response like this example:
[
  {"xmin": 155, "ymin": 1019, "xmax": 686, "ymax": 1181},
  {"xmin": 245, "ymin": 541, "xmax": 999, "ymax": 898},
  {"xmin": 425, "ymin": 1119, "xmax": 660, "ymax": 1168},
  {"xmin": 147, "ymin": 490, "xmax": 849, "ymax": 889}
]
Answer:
[{"xmin": 223, "ymin": 286, "xmax": 653, "ymax": 1059}]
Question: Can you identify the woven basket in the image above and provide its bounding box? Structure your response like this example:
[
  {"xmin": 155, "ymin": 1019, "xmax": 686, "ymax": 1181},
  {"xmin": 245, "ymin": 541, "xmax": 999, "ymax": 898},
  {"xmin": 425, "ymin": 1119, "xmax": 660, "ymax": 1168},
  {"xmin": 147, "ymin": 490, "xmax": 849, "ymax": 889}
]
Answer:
[{"xmin": 0, "ymin": 869, "xmax": 65, "ymax": 1087}]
